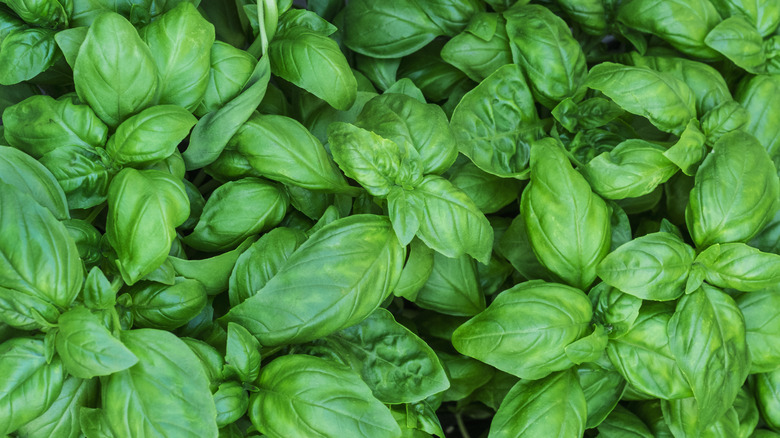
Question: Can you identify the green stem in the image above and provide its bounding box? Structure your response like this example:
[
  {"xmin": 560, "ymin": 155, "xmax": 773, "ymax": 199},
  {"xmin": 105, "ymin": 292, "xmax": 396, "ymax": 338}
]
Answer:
[
  {"xmin": 84, "ymin": 204, "xmax": 106, "ymax": 224},
  {"xmin": 455, "ymin": 413, "xmax": 471, "ymax": 438}
]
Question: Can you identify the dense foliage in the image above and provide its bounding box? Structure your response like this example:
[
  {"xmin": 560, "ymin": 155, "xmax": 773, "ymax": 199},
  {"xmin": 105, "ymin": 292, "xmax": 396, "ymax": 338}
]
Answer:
[{"xmin": 1, "ymin": 0, "xmax": 780, "ymax": 437}]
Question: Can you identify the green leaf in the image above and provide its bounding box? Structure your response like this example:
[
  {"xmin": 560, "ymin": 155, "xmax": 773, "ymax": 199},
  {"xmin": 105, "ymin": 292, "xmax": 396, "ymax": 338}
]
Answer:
[
  {"xmin": 16, "ymin": 376, "xmax": 97, "ymax": 438},
  {"xmin": 82, "ymin": 267, "xmax": 118, "ymax": 310},
  {"xmin": 3, "ymin": 0, "xmax": 69, "ymax": 28},
  {"xmin": 700, "ymin": 100, "xmax": 749, "ymax": 146},
  {"xmin": 0, "ymin": 145, "xmax": 68, "ymax": 220},
  {"xmin": 606, "ymin": 302, "xmax": 692, "ymax": 400},
  {"xmin": 55, "ymin": 306, "xmax": 138, "ymax": 379},
  {"xmin": 251, "ymin": 355, "xmax": 400, "ymax": 438},
  {"xmin": 387, "ymin": 186, "xmax": 421, "ymax": 246},
  {"xmin": 662, "ymin": 119, "xmax": 706, "ymax": 175},
  {"xmin": 0, "ymin": 182, "xmax": 82, "ymax": 309},
  {"xmin": 194, "ymin": 41, "xmax": 257, "ymax": 116},
  {"xmin": 183, "ymin": 56, "xmax": 271, "ymax": 170},
  {"xmin": 755, "ymin": 368, "xmax": 780, "ymax": 431},
  {"xmin": 185, "ymin": 178, "xmax": 287, "ymax": 252},
  {"xmin": 73, "ymin": 12, "xmax": 159, "ymax": 127},
  {"xmin": 667, "ymin": 285, "xmax": 750, "ymax": 429},
  {"xmin": 564, "ymin": 325, "xmax": 609, "ymax": 365},
  {"xmin": 39, "ymin": 145, "xmax": 113, "ymax": 210},
  {"xmin": 453, "ymin": 280, "xmax": 591, "ymax": 379},
  {"xmin": 705, "ymin": 15, "xmax": 766, "ymax": 74},
  {"xmin": 220, "ymin": 215, "xmax": 404, "ymax": 346},
  {"xmin": 168, "ymin": 236, "xmax": 256, "ymax": 296},
  {"xmin": 106, "ymin": 105, "xmax": 196, "ymax": 166},
  {"xmin": 736, "ymin": 290, "xmax": 780, "ymax": 374},
  {"xmin": 695, "ymin": 243, "xmax": 780, "ymax": 292},
  {"xmin": 686, "ymin": 131, "xmax": 780, "ymax": 247},
  {"xmin": 597, "ymin": 404, "xmax": 654, "ymax": 437},
  {"xmin": 233, "ymin": 114, "xmax": 352, "ymax": 193},
  {"xmin": 139, "ymin": 2, "xmax": 215, "ymax": 111},
  {"xmin": 488, "ymin": 370, "xmax": 586, "ymax": 438},
  {"xmin": 127, "ymin": 278, "xmax": 207, "ymax": 330},
  {"xmin": 343, "ymin": 0, "xmax": 442, "ymax": 58},
  {"xmin": 596, "ymin": 232, "xmax": 694, "ymax": 301},
  {"xmin": 590, "ymin": 282, "xmax": 642, "ymax": 339},
  {"xmin": 504, "ymin": 4, "xmax": 587, "ymax": 108},
  {"xmin": 225, "ymin": 322, "xmax": 261, "ymax": 384},
  {"xmin": 54, "ymin": 27, "xmax": 87, "ymax": 69},
  {"xmin": 412, "ymin": 175, "xmax": 493, "ymax": 263},
  {"xmin": 735, "ymin": 74, "xmax": 780, "ymax": 159},
  {"xmin": 106, "ymin": 169, "xmax": 190, "ymax": 285},
  {"xmin": 440, "ymin": 13, "xmax": 512, "ymax": 83},
  {"xmin": 213, "ymin": 381, "xmax": 248, "ymax": 428},
  {"xmin": 270, "ymin": 26, "xmax": 357, "ymax": 110},
  {"xmin": 450, "ymin": 63, "xmax": 540, "ymax": 179},
  {"xmin": 414, "ymin": 252, "xmax": 485, "ymax": 316},
  {"xmin": 103, "ymin": 329, "xmax": 218, "ymax": 438},
  {"xmin": 2, "ymin": 95, "xmax": 108, "ymax": 158},
  {"xmin": 521, "ymin": 138, "xmax": 611, "ymax": 290},
  {"xmin": 328, "ymin": 122, "xmax": 421, "ymax": 196},
  {"xmin": 356, "ymin": 93, "xmax": 457, "ymax": 175},
  {"xmin": 617, "ymin": 0, "xmax": 721, "ymax": 59},
  {"xmin": 576, "ymin": 359, "xmax": 627, "ymax": 429},
  {"xmin": 320, "ymin": 308, "xmax": 450, "ymax": 404},
  {"xmin": 449, "ymin": 161, "xmax": 522, "ymax": 214},
  {"xmin": 581, "ymin": 139, "xmax": 678, "ymax": 200},
  {"xmin": 586, "ymin": 62, "xmax": 696, "ymax": 135},
  {"xmin": 0, "ymin": 337, "xmax": 65, "ymax": 435},
  {"xmin": 0, "ymin": 28, "xmax": 58, "ymax": 86},
  {"xmin": 393, "ymin": 237, "xmax": 434, "ymax": 301}
]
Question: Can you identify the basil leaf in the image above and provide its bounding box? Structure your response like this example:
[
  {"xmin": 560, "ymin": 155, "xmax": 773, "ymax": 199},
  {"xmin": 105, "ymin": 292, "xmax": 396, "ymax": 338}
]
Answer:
[
  {"xmin": 686, "ymin": 130, "xmax": 780, "ymax": 248},
  {"xmin": 361, "ymin": 95, "xmax": 457, "ymax": 175},
  {"xmin": 504, "ymin": 4, "xmax": 587, "ymax": 108},
  {"xmin": 232, "ymin": 114, "xmax": 353, "ymax": 193},
  {"xmin": 2, "ymin": 95, "xmax": 108, "ymax": 158},
  {"xmin": 586, "ymin": 62, "xmax": 696, "ymax": 135},
  {"xmin": 0, "ymin": 182, "xmax": 83, "ymax": 309},
  {"xmin": 596, "ymin": 232, "xmax": 695, "ymax": 301},
  {"xmin": 220, "ymin": 215, "xmax": 404, "ymax": 346},
  {"xmin": 489, "ymin": 370, "xmax": 586, "ymax": 438},
  {"xmin": 581, "ymin": 139, "xmax": 678, "ymax": 200},
  {"xmin": 452, "ymin": 280, "xmax": 591, "ymax": 380},
  {"xmin": 320, "ymin": 308, "xmax": 450, "ymax": 404},
  {"xmin": 228, "ymin": 227, "xmax": 306, "ymax": 306},
  {"xmin": 251, "ymin": 354, "xmax": 400, "ymax": 438},
  {"xmin": 736, "ymin": 290, "xmax": 780, "ymax": 374},
  {"xmin": 414, "ymin": 252, "xmax": 485, "ymax": 317},
  {"xmin": 185, "ymin": 178, "xmax": 288, "ymax": 252},
  {"xmin": 0, "ymin": 145, "xmax": 68, "ymax": 220},
  {"xmin": 0, "ymin": 337, "xmax": 65, "ymax": 435},
  {"xmin": 412, "ymin": 175, "xmax": 493, "ymax": 264},
  {"xmin": 56, "ymin": 306, "xmax": 138, "ymax": 379},
  {"xmin": 695, "ymin": 243, "xmax": 780, "ymax": 292},
  {"xmin": 606, "ymin": 302, "xmax": 693, "ymax": 400},
  {"xmin": 224, "ymin": 322, "xmax": 261, "ymax": 384},
  {"xmin": 450, "ymin": 63, "xmax": 540, "ymax": 179},
  {"xmin": 16, "ymin": 376, "xmax": 97, "ymax": 438},
  {"xmin": 106, "ymin": 169, "xmax": 190, "ymax": 285},
  {"xmin": 521, "ymin": 138, "xmax": 611, "ymax": 290},
  {"xmin": 73, "ymin": 12, "xmax": 159, "ymax": 127},
  {"xmin": 127, "ymin": 278, "xmax": 208, "ymax": 330},
  {"xmin": 270, "ymin": 26, "xmax": 357, "ymax": 111},
  {"xmin": 139, "ymin": 2, "xmax": 215, "ymax": 111},
  {"xmin": 667, "ymin": 285, "xmax": 750, "ymax": 429},
  {"xmin": 343, "ymin": 0, "xmax": 442, "ymax": 58},
  {"xmin": 106, "ymin": 105, "xmax": 196, "ymax": 166},
  {"xmin": 103, "ymin": 329, "xmax": 218, "ymax": 438}
]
